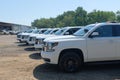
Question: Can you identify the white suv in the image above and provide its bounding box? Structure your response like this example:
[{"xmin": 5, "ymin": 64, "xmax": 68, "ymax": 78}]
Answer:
[
  {"xmin": 26, "ymin": 29, "xmax": 47, "ymax": 45},
  {"xmin": 41, "ymin": 22, "xmax": 120, "ymax": 72},
  {"xmin": 34, "ymin": 27, "xmax": 81, "ymax": 49}
]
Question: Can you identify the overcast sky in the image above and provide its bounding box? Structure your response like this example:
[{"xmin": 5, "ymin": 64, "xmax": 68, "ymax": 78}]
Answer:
[{"xmin": 0, "ymin": 0, "xmax": 120, "ymax": 26}]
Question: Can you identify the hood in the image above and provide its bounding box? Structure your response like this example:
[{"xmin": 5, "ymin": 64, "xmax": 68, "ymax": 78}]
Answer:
[
  {"xmin": 36, "ymin": 34, "xmax": 55, "ymax": 39},
  {"xmin": 21, "ymin": 33, "xmax": 37, "ymax": 36},
  {"xmin": 44, "ymin": 35, "xmax": 82, "ymax": 42},
  {"xmin": 21, "ymin": 33, "xmax": 29, "ymax": 35},
  {"xmin": 17, "ymin": 32, "xmax": 26, "ymax": 35},
  {"xmin": 36, "ymin": 34, "xmax": 46, "ymax": 39},
  {"xmin": 17, "ymin": 33, "xmax": 22, "ymax": 35},
  {"xmin": 29, "ymin": 34, "xmax": 40, "ymax": 37}
]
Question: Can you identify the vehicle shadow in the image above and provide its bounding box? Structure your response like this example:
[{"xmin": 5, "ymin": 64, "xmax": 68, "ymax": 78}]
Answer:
[
  {"xmin": 33, "ymin": 62, "xmax": 120, "ymax": 80},
  {"xmin": 14, "ymin": 42, "xmax": 20, "ymax": 43},
  {"xmin": 17, "ymin": 43, "xmax": 29, "ymax": 47},
  {"xmin": 33, "ymin": 63, "xmax": 61, "ymax": 80},
  {"xmin": 29, "ymin": 53, "xmax": 41, "ymax": 60},
  {"xmin": 24, "ymin": 47, "xmax": 35, "ymax": 51}
]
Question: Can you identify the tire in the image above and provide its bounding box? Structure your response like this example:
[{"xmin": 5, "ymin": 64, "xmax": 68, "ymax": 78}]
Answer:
[{"xmin": 59, "ymin": 51, "xmax": 83, "ymax": 72}]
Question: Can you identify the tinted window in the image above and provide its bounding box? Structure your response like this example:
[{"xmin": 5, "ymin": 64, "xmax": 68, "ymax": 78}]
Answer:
[
  {"xmin": 74, "ymin": 24, "xmax": 95, "ymax": 36},
  {"xmin": 65, "ymin": 28, "xmax": 81, "ymax": 35},
  {"xmin": 112, "ymin": 25, "xmax": 120, "ymax": 36},
  {"xmin": 44, "ymin": 30, "xmax": 52, "ymax": 34},
  {"xmin": 93, "ymin": 25, "xmax": 112, "ymax": 37},
  {"xmin": 55, "ymin": 28, "xmax": 66, "ymax": 35},
  {"xmin": 72, "ymin": 28, "xmax": 81, "ymax": 33},
  {"xmin": 50, "ymin": 29, "xmax": 59, "ymax": 34},
  {"xmin": 65, "ymin": 29, "xmax": 73, "ymax": 35},
  {"xmin": 41, "ymin": 30, "xmax": 47, "ymax": 33}
]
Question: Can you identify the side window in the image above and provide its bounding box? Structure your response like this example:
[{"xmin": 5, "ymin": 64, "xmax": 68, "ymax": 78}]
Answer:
[
  {"xmin": 112, "ymin": 25, "xmax": 120, "ymax": 37},
  {"xmin": 51, "ymin": 30, "xmax": 58, "ymax": 34},
  {"xmin": 41, "ymin": 30, "xmax": 46, "ymax": 33},
  {"xmin": 65, "ymin": 29, "xmax": 73, "ymax": 35},
  {"xmin": 93, "ymin": 25, "xmax": 112, "ymax": 37},
  {"xmin": 53, "ymin": 30, "xmax": 58, "ymax": 33},
  {"xmin": 72, "ymin": 28, "xmax": 80, "ymax": 33}
]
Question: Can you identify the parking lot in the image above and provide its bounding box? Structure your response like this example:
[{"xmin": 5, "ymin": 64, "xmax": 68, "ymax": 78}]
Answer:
[{"xmin": 0, "ymin": 35, "xmax": 120, "ymax": 80}]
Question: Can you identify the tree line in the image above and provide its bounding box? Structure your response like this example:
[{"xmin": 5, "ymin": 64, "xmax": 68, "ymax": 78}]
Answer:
[{"xmin": 31, "ymin": 7, "xmax": 120, "ymax": 28}]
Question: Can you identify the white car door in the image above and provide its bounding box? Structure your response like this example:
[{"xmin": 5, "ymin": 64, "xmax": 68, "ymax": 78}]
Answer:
[
  {"xmin": 112, "ymin": 25, "xmax": 120, "ymax": 59},
  {"xmin": 87, "ymin": 25, "xmax": 116, "ymax": 62},
  {"xmin": 115, "ymin": 37, "xmax": 120, "ymax": 59}
]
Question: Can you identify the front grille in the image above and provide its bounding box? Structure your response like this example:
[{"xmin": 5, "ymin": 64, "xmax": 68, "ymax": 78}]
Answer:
[
  {"xmin": 43, "ymin": 42, "xmax": 47, "ymax": 46},
  {"xmin": 35, "ymin": 39, "xmax": 39, "ymax": 44},
  {"xmin": 17, "ymin": 35, "xmax": 21, "ymax": 38},
  {"xmin": 25, "ymin": 35, "xmax": 29, "ymax": 39},
  {"xmin": 32, "ymin": 37, "xmax": 36, "ymax": 41},
  {"xmin": 29, "ymin": 37, "xmax": 32, "ymax": 41},
  {"xmin": 42, "ymin": 42, "xmax": 47, "ymax": 51},
  {"xmin": 22, "ymin": 36, "xmax": 24, "ymax": 39},
  {"xmin": 42, "ymin": 46, "xmax": 46, "ymax": 51}
]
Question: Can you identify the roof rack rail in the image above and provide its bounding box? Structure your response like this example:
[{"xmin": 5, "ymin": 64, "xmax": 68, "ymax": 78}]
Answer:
[{"xmin": 107, "ymin": 21, "xmax": 118, "ymax": 23}]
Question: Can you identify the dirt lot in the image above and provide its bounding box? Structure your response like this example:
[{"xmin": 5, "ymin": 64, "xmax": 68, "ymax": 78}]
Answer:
[{"xmin": 0, "ymin": 35, "xmax": 120, "ymax": 80}]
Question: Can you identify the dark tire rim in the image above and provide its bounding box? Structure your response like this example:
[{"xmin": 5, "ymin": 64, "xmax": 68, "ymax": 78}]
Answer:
[{"xmin": 64, "ymin": 58, "xmax": 79, "ymax": 72}]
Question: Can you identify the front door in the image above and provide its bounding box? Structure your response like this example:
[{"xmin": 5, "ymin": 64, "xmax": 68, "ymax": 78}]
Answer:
[
  {"xmin": 112, "ymin": 25, "xmax": 120, "ymax": 59},
  {"xmin": 87, "ymin": 25, "xmax": 116, "ymax": 62}
]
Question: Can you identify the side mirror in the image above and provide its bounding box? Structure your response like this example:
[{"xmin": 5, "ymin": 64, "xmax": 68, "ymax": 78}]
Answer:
[
  {"xmin": 89, "ymin": 32, "xmax": 99, "ymax": 38},
  {"xmin": 64, "ymin": 32, "xmax": 70, "ymax": 35}
]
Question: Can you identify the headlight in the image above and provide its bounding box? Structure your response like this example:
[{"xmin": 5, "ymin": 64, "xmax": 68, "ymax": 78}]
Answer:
[
  {"xmin": 43, "ymin": 42, "xmax": 58, "ymax": 52},
  {"xmin": 39, "ymin": 38, "xmax": 45, "ymax": 44}
]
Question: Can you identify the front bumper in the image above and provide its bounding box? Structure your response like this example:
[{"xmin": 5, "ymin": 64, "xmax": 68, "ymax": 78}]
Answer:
[
  {"xmin": 28, "ymin": 41, "xmax": 35, "ymax": 45},
  {"xmin": 41, "ymin": 51, "xmax": 59, "ymax": 64},
  {"xmin": 42, "ymin": 58, "xmax": 50, "ymax": 62},
  {"xmin": 21, "ymin": 38, "xmax": 27, "ymax": 42},
  {"xmin": 17, "ymin": 38, "xmax": 21, "ymax": 42},
  {"xmin": 34, "ymin": 44, "xmax": 43, "ymax": 49}
]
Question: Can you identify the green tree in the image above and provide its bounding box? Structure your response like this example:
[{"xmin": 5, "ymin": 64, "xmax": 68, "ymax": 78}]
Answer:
[
  {"xmin": 32, "ymin": 18, "xmax": 56, "ymax": 28},
  {"xmin": 74, "ymin": 7, "xmax": 87, "ymax": 26},
  {"xmin": 87, "ymin": 10, "xmax": 116, "ymax": 24},
  {"xmin": 116, "ymin": 11, "xmax": 120, "ymax": 22},
  {"xmin": 56, "ymin": 11, "xmax": 76, "ymax": 27},
  {"xmin": 31, "ymin": 7, "xmax": 117, "ymax": 28}
]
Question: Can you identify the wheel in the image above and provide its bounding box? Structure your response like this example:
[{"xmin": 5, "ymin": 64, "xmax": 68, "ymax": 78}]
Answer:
[{"xmin": 59, "ymin": 51, "xmax": 83, "ymax": 72}]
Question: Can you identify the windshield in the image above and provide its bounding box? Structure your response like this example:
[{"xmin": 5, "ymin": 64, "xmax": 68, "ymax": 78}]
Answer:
[
  {"xmin": 55, "ymin": 28, "xmax": 66, "ymax": 35},
  {"xmin": 26, "ymin": 30, "xmax": 33, "ymax": 33},
  {"xmin": 33, "ymin": 30, "xmax": 39, "ymax": 34},
  {"xmin": 43, "ymin": 30, "xmax": 52, "ymax": 34},
  {"xmin": 74, "ymin": 24, "xmax": 95, "ymax": 36},
  {"xmin": 50, "ymin": 29, "xmax": 59, "ymax": 34}
]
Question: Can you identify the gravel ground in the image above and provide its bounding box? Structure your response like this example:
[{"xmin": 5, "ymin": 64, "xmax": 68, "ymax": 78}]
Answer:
[{"xmin": 0, "ymin": 35, "xmax": 120, "ymax": 80}]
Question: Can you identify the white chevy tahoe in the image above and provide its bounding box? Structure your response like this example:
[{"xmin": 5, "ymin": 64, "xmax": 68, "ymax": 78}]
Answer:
[
  {"xmin": 26, "ymin": 29, "xmax": 47, "ymax": 45},
  {"xmin": 34, "ymin": 27, "xmax": 81, "ymax": 49},
  {"xmin": 41, "ymin": 22, "xmax": 120, "ymax": 72}
]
